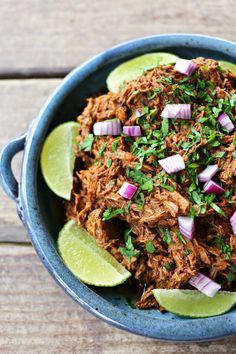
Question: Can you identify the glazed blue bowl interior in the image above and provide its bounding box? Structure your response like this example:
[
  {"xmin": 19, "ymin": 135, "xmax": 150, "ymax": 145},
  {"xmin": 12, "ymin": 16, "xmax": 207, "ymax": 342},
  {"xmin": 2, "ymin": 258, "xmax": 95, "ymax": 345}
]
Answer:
[{"xmin": 21, "ymin": 34, "xmax": 236, "ymax": 342}]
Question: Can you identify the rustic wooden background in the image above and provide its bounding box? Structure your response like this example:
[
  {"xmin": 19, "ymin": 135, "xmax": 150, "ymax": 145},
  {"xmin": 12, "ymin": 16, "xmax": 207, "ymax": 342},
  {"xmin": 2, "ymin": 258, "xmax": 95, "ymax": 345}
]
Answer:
[{"xmin": 1, "ymin": 1, "xmax": 236, "ymax": 353}]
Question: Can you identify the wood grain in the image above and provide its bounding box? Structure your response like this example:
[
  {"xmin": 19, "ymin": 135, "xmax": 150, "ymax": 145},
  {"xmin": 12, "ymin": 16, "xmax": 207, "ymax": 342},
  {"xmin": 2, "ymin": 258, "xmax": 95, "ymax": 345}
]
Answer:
[
  {"xmin": 1, "ymin": 245, "xmax": 236, "ymax": 354},
  {"xmin": 0, "ymin": 0, "xmax": 236, "ymax": 72},
  {"xmin": 0, "ymin": 79, "xmax": 61, "ymax": 243},
  {"xmin": 1, "ymin": 1, "xmax": 236, "ymax": 352}
]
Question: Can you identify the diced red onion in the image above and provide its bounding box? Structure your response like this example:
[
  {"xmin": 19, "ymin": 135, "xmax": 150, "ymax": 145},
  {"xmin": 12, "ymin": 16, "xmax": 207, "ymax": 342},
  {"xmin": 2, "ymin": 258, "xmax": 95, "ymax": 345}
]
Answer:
[
  {"xmin": 135, "ymin": 109, "xmax": 142, "ymax": 117},
  {"xmin": 198, "ymin": 164, "xmax": 219, "ymax": 182},
  {"xmin": 93, "ymin": 119, "xmax": 121, "ymax": 136},
  {"xmin": 218, "ymin": 113, "xmax": 234, "ymax": 133},
  {"xmin": 230, "ymin": 211, "xmax": 236, "ymax": 235},
  {"xmin": 123, "ymin": 125, "xmax": 142, "ymax": 137},
  {"xmin": 161, "ymin": 104, "xmax": 191, "ymax": 119},
  {"xmin": 174, "ymin": 59, "xmax": 197, "ymax": 76},
  {"xmin": 203, "ymin": 180, "xmax": 225, "ymax": 195},
  {"xmin": 189, "ymin": 272, "xmax": 221, "ymax": 297},
  {"xmin": 158, "ymin": 154, "xmax": 185, "ymax": 174},
  {"xmin": 178, "ymin": 216, "xmax": 195, "ymax": 240},
  {"xmin": 118, "ymin": 182, "xmax": 137, "ymax": 200}
]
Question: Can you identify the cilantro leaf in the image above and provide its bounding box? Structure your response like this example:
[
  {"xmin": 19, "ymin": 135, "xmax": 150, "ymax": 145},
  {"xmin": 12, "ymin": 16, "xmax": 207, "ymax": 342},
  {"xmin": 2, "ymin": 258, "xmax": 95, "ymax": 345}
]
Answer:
[
  {"xmin": 102, "ymin": 207, "xmax": 125, "ymax": 221},
  {"xmin": 119, "ymin": 228, "xmax": 140, "ymax": 260},
  {"xmin": 159, "ymin": 227, "xmax": 172, "ymax": 244},
  {"xmin": 112, "ymin": 137, "xmax": 119, "ymax": 153},
  {"xmin": 164, "ymin": 262, "xmax": 174, "ymax": 270},
  {"xmin": 176, "ymin": 230, "xmax": 187, "ymax": 244},
  {"xmin": 145, "ymin": 240, "xmax": 156, "ymax": 253},
  {"xmin": 213, "ymin": 236, "xmax": 232, "ymax": 260},
  {"xmin": 80, "ymin": 134, "xmax": 94, "ymax": 152},
  {"xmin": 106, "ymin": 158, "xmax": 113, "ymax": 168},
  {"xmin": 98, "ymin": 142, "xmax": 106, "ymax": 157},
  {"xmin": 161, "ymin": 118, "xmax": 169, "ymax": 137}
]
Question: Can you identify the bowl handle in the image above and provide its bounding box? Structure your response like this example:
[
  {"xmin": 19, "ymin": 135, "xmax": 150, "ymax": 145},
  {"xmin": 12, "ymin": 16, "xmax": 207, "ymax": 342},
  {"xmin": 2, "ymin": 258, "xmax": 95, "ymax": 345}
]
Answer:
[{"xmin": 0, "ymin": 133, "xmax": 27, "ymax": 201}]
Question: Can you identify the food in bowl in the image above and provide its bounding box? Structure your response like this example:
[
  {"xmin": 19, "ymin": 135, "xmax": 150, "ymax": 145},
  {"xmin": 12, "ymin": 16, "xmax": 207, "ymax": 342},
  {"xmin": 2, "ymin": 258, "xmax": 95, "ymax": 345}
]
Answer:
[{"xmin": 41, "ymin": 53, "xmax": 236, "ymax": 317}]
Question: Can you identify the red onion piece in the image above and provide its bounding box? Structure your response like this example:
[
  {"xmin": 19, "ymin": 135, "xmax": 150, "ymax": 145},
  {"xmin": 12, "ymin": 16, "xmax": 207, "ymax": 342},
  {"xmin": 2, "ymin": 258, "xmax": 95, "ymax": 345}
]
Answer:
[
  {"xmin": 198, "ymin": 164, "xmax": 219, "ymax": 182},
  {"xmin": 123, "ymin": 125, "xmax": 142, "ymax": 137},
  {"xmin": 161, "ymin": 104, "xmax": 191, "ymax": 119},
  {"xmin": 178, "ymin": 216, "xmax": 195, "ymax": 240},
  {"xmin": 218, "ymin": 113, "xmax": 234, "ymax": 133},
  {"xmin": 230, "ymin": 211, "xmax": 236, "ymax": 235},
  {"xmin": 93, "ymin": 119, "xmax": 121, "ymax": 136},
  {"xmin": 158, "ymin": 154, "xmax": 185, "ymax": 174},
  {"xmin": 118, "ymin": 182, "xmax": 137, "ymax": 200},
  {"xmin": 174, "ymin": 59, "xmax": 197, "ymax": 76},
  {"xmin": 203, "ymin": 180, "xmax": 225, "ymax": 195},
  {"xmin": 189, "ymin": 272, "xmax": 221, "ymax": 297}
]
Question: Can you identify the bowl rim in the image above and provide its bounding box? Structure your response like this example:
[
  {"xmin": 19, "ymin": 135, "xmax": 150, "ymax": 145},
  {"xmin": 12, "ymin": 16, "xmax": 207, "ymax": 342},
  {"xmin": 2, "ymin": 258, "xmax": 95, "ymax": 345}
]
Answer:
[{"xmin": 20, "ymin": 33, "xmax": 236, "ymax": 342}]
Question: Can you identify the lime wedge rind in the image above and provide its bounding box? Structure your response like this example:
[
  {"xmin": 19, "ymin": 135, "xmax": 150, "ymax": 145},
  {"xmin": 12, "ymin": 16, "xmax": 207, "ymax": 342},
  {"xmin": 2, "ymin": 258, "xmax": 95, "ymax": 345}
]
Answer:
[
  {"xmin": 40, "ymin": 121, "xmax": 80, "ymax": 200},
  {"xmin": 152, "ymin": 289, "xmax": 236, "ymax": 318},
  {"xmin": 107, "ymin": 52, "xmax": 179, "ymax": 93},
  {"xmin": 58, "ymin": 220, "xmax": 131, "ymax": 286},
  {"xmin": 219, "ymin": 60, "xmax": 236, "ymax": 74}
]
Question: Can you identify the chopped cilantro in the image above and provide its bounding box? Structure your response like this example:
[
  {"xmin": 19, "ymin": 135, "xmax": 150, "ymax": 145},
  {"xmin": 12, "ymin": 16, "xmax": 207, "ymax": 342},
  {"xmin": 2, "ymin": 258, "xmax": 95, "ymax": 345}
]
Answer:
[
  {"xmin": 102, "ymin": 207, "xmax": 125, "ymax": 221},
  {"xmin": 80, "ymin": 134, "xmax": 94, "ymax": 152},
  {"xmin": 157, "ymin": 183, "xmax": 175, "ymax": 192},
  {"xmin": 140, "ymin": 179, "xmax": 153, "ymax": 192},
  {"xmin": 129, "ymin": 169, "xmax": 154, "ymax": 192},
  {"xmin": 112, "ymin": 137, "xmax": 119, "ymax": 153},
  {"xmin": 227, "ymin": 266, "xmax": 236, "ymax": 283},
  {"xmin": 164, "ymin": 262, "xmax": 174, "ymax": 270},
  {"xmin": 106, "ymin": 158, "xmax": 113, "ymax": 168},
  {"xmin": 159, "ymin": 227, "xmax": 172, "ymax": 244},
  {"xmin": 119, "ymin": 228, "xmax": 140, "ymax": 260},
  {"xmin": 214, "ymin": 151, "xmax": 226, "ymax": 159},
  {"xmin": 148, "ymin": 87, "xmax": 162, "ymax": 100},
  {"xmin": 213, "ymin": 236, "xmax": 233, "ymax": 260},
  {"xmin": 161, "ymin": 118, "xmax": 169, "ymax": 137},
  {"xmin": 145, "ymin": 240, "xmax": 156, "ymax": 253},
  {"xmin": 176, "ymin": 230, "xmax": 187, "ymax": 244},
  {"xmin": 184, "ymin": 249, "xmax": 191, "ymax": 256},
  {"xmin": 98, "ymin": 142, "xmax": 106, "ymax": 157},
  {"xmin": 134, "ymin": 190, "xmax": 145, "ymax": 206}
]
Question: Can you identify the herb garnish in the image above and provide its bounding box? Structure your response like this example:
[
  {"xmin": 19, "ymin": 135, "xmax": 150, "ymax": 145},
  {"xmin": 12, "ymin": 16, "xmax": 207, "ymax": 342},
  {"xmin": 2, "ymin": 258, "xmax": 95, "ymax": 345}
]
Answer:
[
  {"xmin": 176, "ymin": 230, "xmax": 187, "ymax": 244},
  {"xmin": 98, "ymin": 142, "xmax": 106, "ymax": 157},
  {"xmin": 148, "ymin": 87, "xmax": 162, "ymax": 100},
  {"xmin": 106, "ymin": 158, "xmax": 113, "ymax": 168},
  {"xmin": 119, "ymin": 228, "xmax": 140, "ymax": 260},
  {"xmin": 80, "ymin": 134, "xmax": 94, "ymax": 152},
  {"xmin": 164, "ymin": 262, "xmax": 174, "ymax": 270},
  {"xmin": 213, "ymin": 236, "xmax": 233, "ymax": 260},
  {"xmin": 112, "ymin": 137, "xmax": 119, "ymax": 153},
  {"xmin": 227, "ymin": 266, "xmax": 236, "ymax": 283},
  {"xmin": 145, "ymin": 240, "xmax": 156, "ymax": 253},
  {"xmin": 159, "ymin": 227, "xmax": 172, "ymax": 244}
]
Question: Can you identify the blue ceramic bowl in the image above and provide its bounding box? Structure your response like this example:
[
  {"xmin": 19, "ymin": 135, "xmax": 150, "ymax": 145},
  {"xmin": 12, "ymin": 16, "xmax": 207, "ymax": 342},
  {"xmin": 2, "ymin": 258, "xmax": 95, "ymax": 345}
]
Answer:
[{"xmin": 1, "ymin": 34, "xmax": 236, "ymax": 342}]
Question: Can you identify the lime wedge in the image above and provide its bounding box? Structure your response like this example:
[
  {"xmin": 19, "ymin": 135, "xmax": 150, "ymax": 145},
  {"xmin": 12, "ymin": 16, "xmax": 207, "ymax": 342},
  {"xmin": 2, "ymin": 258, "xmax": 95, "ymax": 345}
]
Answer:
[
  {"xmin": 219, "ymin": 60, "xmax": 236, "ymax": 74},
  {"xmin": 57, "ymin": 220, "xmax": 131, "ymax": 286},
  {"xmin": 107, "ymin": 52, "xmax": 179, "ymax": 92},
  {"xmin": 152, "ymin": 289, "xmax": 236, "ymax": 318},
  {"xmin": 40, "ymin": 121, "xmax": 80, "ymax": 200}
]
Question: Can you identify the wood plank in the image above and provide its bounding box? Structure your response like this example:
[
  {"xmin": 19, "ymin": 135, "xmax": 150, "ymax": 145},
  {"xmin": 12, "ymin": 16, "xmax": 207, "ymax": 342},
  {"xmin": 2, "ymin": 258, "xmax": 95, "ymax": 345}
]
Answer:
[
  {"xmin": 0, "ymin": 79, "xmax": 61, "ymax": 242},
  {"xmin": 0, "ymin": 244, "xmax": 236, "ymax": 354},
  {"xmin": 0, "ymin": 0, "xmax": 236, "ymax": 71}
]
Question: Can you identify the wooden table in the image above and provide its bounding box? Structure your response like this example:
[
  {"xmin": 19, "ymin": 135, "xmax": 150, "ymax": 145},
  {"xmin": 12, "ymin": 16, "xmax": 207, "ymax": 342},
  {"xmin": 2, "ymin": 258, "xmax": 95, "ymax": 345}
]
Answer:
[{"xmin": 1, "ymin": 1, "xmax": 236, "ymax": 353}]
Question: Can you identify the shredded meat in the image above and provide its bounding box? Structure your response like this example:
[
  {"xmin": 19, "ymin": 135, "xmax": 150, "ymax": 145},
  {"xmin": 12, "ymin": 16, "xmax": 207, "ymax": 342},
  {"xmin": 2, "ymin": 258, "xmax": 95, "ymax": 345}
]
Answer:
[{"xmin": 66, "ymin": 57, "xmax": 236, "ymax": 309}]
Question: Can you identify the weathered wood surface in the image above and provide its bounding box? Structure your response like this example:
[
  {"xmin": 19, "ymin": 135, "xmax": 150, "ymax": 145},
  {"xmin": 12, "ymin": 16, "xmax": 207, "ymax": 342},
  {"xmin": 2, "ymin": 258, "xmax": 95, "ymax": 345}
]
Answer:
[
  {"xmin": 0, "ymin": 79, "xmax": 61, "ymax": 243},
  {"xmin": 0, "ymin": 0, "xmax": 236, "ymax": 73},
  {"xmin": 1, "ymin": 0, "xmax": 236, "ymax": 352},
  {"xmin": 2, "ymin": 245, "xmax": 236, "ymax": 354}
]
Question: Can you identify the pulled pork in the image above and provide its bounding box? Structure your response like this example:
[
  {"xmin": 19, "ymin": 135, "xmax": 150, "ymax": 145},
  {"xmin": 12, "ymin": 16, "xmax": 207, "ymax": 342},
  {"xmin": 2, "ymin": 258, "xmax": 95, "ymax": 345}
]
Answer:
[{"xmin": 66, "ymin": 57, "xmax": 236, "ymax": 308}]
